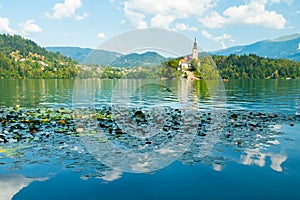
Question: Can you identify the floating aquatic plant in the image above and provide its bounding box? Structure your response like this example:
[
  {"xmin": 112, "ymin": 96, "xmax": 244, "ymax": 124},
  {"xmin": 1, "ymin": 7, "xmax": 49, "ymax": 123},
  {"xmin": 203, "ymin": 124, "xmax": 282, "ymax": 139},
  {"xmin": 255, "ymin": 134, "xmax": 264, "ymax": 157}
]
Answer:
[{"xmin": 0, "ymin": 105, "xmax": 299, "ymax": 177}]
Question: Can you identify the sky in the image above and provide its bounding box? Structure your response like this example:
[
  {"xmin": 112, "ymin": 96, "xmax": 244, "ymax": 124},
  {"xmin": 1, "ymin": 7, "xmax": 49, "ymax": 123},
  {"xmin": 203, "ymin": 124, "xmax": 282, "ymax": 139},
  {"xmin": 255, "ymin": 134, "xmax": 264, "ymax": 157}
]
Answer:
[{"xmin": 0, "ymin": 0, "xmax": 300, "ymax": 51}]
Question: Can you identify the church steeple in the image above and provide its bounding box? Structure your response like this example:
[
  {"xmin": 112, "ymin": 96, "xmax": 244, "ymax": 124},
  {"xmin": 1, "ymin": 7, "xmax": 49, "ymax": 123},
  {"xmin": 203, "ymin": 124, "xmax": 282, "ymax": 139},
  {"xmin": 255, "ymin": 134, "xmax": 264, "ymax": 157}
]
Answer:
[
  {"xmin": 193, "ymin": 38, "xmax": 197, "ymax": 49},
  {"xmin": 192, "ymin": 37, "xmax": 198, "ymax": 60}
]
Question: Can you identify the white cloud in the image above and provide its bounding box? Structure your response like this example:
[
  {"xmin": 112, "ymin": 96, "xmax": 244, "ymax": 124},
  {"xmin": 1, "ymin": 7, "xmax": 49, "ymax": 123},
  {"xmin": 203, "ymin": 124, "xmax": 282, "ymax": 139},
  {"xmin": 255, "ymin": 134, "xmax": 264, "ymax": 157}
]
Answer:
[
  {"xmin": 201, "ymin": 30, "xmax": 234, "ymax": 49},
  {"xmin": 19, "ymin": 20, "xmax": 42, "ymax": 35},
  {"xmin": 0, "ymin": 16, "xmax": 14, "ymax": 34},
  {"xmin": 75, "ymin": 12, "xmax": 88, "ymax": 20},
  {"xmin": 123, "ymin": 0, "xmax": 217, "ymax": 29},
  {"xmin": 173, "ymin": 23, "xmax": 198, "ymax": 31},
  {"xmin": 151, "ymin": 15, "xmax": 175, "ymax": 29},
  {"xmin": 123, "ymin": 0, "xmax": 215, "ymax": 18},
  {"xmin": 201, "ymin": 30, "xmax": 212, "ymax": 38},
  {"xmin": 124, "ymin": 2, "xmax": 147, "ymax": 29},
  {"xmin": 46, "ymin": 0, "xmax": 85, "ymax": 20},
  {"xmin": 269, "ymin": 0, "xmax": 292, "ymax": 5},
  {"xmin": 97, "ymin": 32, "xmax": 106, "ymax": 39},
  {"xmin": 199, "ymin": 12, "xmax": 227, "ymax": 29},
  {"xmin": 199, "ymin": 0, "xmax": 287, "ymax": 29}
]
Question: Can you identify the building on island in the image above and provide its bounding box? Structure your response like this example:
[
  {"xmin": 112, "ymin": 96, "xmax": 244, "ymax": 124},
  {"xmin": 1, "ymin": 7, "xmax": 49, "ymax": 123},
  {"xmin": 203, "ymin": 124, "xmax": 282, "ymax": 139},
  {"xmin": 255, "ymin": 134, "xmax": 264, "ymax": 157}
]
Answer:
[{"xmin": 178, "ymin": 38, "xmax": 199, "ymax": 72}]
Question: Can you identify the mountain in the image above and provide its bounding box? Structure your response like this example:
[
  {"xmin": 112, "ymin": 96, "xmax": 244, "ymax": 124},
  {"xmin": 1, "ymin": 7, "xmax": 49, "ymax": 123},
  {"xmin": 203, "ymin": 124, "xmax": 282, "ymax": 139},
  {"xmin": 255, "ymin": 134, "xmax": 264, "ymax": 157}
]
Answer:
[
  {"xmin": 47, "ymin": 47, "xmax": 167, "ymax": 67},
  {"xmin": 214, "ymin": 33, "xmax": 300, "ymax": 61},
  {"xmin": 0, "ymin": 34, "xmax": 78, "ymax": 79},
  {"xmin": 45, "ymin": 33, "xmax": 300, "ymax": 68},
  {"xmin": 46, "ymin": 47, "xmax": 122, "ymax": 65},
  {"xmin": 110, "ymin": 51, "xmax": 168, "ymax": 67},
  {"xmin": 0, "ymin": 34, "xmax": 70, "ymax": 61}
]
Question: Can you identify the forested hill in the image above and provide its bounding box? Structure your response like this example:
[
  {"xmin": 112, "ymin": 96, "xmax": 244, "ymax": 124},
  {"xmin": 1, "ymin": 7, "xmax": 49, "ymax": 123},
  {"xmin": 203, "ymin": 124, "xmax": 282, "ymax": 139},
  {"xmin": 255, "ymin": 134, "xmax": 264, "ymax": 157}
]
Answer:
[
  {"xmin": 0, "ymin": 34, "xmax": 78, "ymax": 79},
  {"xmin": 213, "ymin": 54, "xmax": 300, "ymax": 79},
  {"xmin": 165, "ymin": 54, "xmax": 300, "ymax": 80}
]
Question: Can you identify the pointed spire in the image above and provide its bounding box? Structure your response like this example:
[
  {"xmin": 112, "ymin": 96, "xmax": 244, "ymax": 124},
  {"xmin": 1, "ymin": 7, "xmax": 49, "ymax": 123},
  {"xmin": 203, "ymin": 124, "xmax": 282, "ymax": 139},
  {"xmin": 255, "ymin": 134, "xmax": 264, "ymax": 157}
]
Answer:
[
  {"xmin": 192, "ymin": 37, "xmax": 198, "ymax": 60},
  {"xmin": 193, "ymin": 37, "xmax": 197, "ymax": 49}
]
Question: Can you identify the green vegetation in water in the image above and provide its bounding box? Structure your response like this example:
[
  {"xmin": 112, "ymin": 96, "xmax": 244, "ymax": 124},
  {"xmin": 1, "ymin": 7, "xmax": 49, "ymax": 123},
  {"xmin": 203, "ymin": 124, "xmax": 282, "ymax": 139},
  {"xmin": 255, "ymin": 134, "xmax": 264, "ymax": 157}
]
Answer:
[
  {"xmin": 0, "ymin": 105, "xmax": 299, "ymax": 175},
  {"xmin": 0, "ymin": 105, "xmax": 298, "ymax": 145}
]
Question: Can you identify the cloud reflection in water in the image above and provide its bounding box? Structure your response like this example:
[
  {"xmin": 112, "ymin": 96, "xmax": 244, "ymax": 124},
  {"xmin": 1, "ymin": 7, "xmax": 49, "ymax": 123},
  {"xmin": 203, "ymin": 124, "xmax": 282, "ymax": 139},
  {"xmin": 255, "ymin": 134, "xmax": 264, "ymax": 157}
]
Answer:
[{"xmin": 0, "ymin": 174, "xmax": 48, "ymax": 200}]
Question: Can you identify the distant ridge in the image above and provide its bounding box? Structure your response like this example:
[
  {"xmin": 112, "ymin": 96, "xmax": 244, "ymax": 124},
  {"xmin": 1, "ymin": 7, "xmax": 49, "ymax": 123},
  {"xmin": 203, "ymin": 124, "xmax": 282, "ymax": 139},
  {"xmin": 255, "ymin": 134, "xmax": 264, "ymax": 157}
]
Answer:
[
  {"xmin": 47, "ymin": 46, "xmax": 169, "ymax": 67},
  {"xmin": 47, "ymin": 33, "xmax": 300, "ymax": 66},
  {"xmin": 214, "ymin": 33, "xmax": 300, "ymax": 61},
  {"xmin": 271, "ymin": 33, "xmax": 300, "ymax": 42},
  {"xmin": 46, "ymin": 47, "xmax": 122, "ymax": 65},
  {"xmin": 110, "ymin": 51, "xmax": 168, "ymax": 67}
]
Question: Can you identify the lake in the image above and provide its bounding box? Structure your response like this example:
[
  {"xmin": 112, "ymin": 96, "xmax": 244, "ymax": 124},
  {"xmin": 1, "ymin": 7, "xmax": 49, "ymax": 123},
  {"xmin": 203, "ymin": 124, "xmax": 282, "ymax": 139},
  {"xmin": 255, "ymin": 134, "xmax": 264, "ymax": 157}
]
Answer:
[{"xmin": 0, "ymin": 79, "xmax": 299, "ymax": 200}]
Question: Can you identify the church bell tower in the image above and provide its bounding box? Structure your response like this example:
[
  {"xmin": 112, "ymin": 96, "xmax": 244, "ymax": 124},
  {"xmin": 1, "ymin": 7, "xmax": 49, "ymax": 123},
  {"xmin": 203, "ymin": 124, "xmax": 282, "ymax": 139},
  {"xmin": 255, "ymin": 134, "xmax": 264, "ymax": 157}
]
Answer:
[{"xmin": 192, "ymin": 38, "xmax": 198, "ymax": 60}]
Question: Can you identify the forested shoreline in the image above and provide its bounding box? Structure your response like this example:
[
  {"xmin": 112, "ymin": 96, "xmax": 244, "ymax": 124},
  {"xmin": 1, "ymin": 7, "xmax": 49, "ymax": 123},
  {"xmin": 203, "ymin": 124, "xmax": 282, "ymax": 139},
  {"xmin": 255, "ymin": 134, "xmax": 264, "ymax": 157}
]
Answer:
[{"xmin": 1, "ymin": 34, "xmax": 300, "ymax": 79}]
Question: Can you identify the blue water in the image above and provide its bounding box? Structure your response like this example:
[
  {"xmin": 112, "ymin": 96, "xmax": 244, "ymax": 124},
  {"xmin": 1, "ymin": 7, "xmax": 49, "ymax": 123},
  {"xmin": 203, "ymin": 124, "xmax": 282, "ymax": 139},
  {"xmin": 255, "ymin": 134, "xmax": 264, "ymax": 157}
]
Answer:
[
  {"xmin": 0, "ymin": 79, "xmax": 300, "ymax": 200},
  {"xmin": 12, "ymin": 162, "xmax": 300, "ymax": 200}
]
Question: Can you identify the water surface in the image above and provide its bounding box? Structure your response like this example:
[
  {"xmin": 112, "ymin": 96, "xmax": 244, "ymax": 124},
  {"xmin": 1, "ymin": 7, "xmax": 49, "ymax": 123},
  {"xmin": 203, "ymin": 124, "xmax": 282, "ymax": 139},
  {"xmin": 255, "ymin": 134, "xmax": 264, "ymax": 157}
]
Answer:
[{"xmin": 0, "ymin": 79, "xmax": 299, "ymax": 200}]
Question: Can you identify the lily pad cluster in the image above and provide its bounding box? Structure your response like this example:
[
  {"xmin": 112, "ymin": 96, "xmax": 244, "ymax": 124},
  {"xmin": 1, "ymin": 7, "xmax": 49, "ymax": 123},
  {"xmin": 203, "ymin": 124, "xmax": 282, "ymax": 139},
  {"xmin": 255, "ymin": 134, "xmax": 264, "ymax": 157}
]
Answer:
[
  {"xmin": 88, "ymin": 107, "xmax": 184, "ymax": 152},
  {"xmin": 0, "ymin": 107, "xmax": 76, "ymax": 144},
  {"xmin": 0, "ymin": 105, "xmax": 299, "ymax": 177}
]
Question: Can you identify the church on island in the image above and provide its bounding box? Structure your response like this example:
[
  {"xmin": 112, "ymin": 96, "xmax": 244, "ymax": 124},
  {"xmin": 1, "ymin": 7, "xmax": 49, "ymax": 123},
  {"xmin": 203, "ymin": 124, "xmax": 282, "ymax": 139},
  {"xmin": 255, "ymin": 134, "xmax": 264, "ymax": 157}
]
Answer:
[{"xmin": 177, "ymin": 38, "xmax": 200, "ymax": 73}]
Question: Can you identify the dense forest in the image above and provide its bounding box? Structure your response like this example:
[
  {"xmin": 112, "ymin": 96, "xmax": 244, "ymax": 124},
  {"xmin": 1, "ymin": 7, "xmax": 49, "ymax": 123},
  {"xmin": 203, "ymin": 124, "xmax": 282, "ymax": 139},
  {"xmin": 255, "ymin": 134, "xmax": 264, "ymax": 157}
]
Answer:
[
  {"xmin": 164, "ymin": 54, "xmax": 300, "ymax": 79},
  {"xmin": 213, "ymin": 54, "xmax": 300, "ymax": 79},
  {"xmin": 0, "ymin": 34, "xmax": 78, "ymax": 79}
]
